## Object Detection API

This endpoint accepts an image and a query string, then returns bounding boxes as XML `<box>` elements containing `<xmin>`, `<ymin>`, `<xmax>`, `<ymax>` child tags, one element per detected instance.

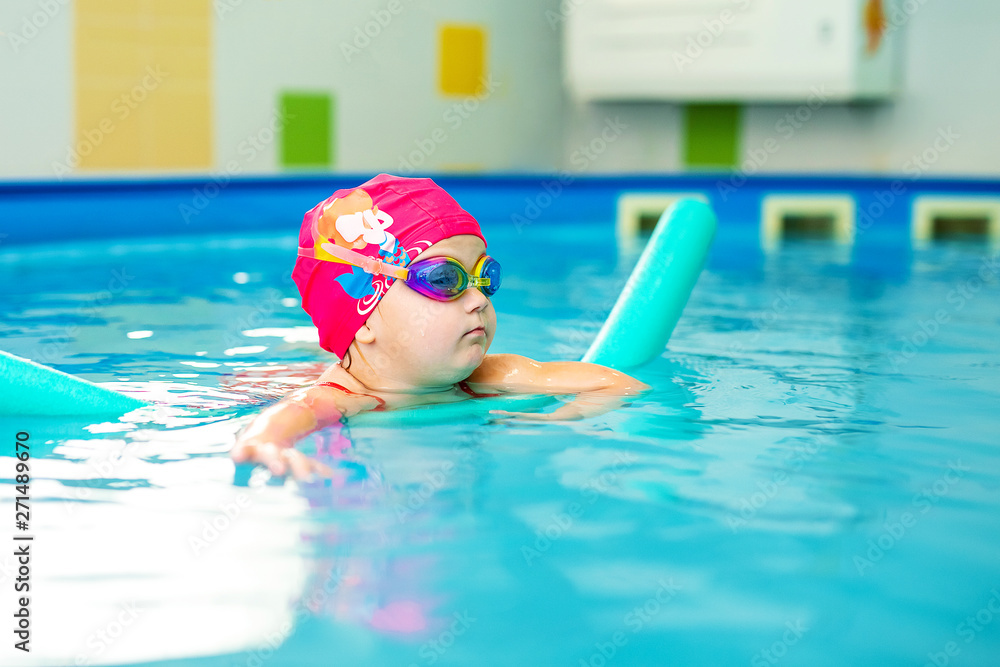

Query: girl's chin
<box><xmin>459</xmin><ymin>342</ymin><xmax>487</xmax><ymax>366</ymax></box>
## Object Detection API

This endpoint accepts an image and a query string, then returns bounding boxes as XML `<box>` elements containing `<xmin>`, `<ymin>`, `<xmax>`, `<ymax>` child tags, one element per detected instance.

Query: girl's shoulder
<box><xmin>314</xmin><ymin>381</ymin><xmax>387</xmax><ymax>411</ymax></box>
<box><xmin>306</xmin><ymin>365</ymin><xmax>387</xmax><ymax>414</ymax></box>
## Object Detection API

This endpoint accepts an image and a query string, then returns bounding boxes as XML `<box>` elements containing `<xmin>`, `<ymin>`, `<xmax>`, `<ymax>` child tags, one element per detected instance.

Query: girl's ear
<box><xmin>354</xmin><ymin>323</ymin><xmax>375</xmax><ymax>345</ymax></box>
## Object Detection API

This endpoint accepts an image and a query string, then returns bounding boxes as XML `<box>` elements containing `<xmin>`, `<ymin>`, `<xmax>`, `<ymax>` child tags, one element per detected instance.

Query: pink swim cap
<box><xmin>292</xmin><ymin>174</ymin><xmax>486</xmax><ymax>358</ymax></box>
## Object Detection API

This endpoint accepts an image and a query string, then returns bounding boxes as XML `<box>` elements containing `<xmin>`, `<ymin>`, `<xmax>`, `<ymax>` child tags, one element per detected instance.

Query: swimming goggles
<box><xmin>299</xmin><ymin>243</ymin><xmax>502</xmax><ymax>302</ymax></box>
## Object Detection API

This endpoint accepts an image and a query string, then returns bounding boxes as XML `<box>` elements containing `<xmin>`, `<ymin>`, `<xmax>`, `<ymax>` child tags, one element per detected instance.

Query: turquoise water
<box><xmin>1</xmin><ymin>222</ymin><xmax>999</xmax><ymax>666</ymax></box>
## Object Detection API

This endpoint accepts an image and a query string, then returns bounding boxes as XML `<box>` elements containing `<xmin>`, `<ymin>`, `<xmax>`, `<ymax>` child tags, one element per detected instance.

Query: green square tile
<box><xmin>683</xmin><ymin>104</ymin><xmax>742</xmax><ymax>169</ymax></box>
<box><xmin>280</xmin><ymin>92</ymin><xmax>333</xmax><ymax>168</ymax></box>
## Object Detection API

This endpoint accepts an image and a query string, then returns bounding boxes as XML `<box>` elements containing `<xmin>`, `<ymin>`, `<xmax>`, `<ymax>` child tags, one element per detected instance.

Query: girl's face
<box><xmin>362</xmin><ymin>235</ymin><xmax>497</xmax><ymax>387</ymax></box>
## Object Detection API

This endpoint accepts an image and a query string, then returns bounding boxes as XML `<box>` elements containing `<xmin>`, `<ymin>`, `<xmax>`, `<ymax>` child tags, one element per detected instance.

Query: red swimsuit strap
<box><xmin>315</xmin><ymin>381</ymin><xmax>386</xmax><ymax>410</ymax></box>
<box><xmin>457</xmin><ymin>380</ymin><xmax>501</xmax><ymax>398</ymax></box>
<box><xmin>316</xmin><ymin>380</ymin><xmax>498</xmax><ymax>406</ymax></box>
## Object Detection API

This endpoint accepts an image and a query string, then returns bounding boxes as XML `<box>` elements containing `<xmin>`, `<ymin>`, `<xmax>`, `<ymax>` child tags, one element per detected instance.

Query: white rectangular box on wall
<box><xmin>564</xmin><ymin>0</ymin><xmax>902</xmax><ymax>102</ymax></box>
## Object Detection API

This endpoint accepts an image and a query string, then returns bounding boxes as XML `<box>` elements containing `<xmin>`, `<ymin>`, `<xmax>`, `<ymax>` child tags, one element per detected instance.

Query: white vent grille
<box><xmin>564</xmin><ymin>0</ymin><xmax>901</xmax><ymax>102</ymax></box>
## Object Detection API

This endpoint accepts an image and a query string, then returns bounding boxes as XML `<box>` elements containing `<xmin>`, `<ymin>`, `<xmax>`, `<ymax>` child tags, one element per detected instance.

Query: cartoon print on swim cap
<box><xmin>308</xmin><ymin>188</ymin><xmax>412</xmax><ymax>301</ymax></box>
<box><xmin>315</xmin><ymin>189</ymin><xmax>394</xmax><ymax>252</ymax></box>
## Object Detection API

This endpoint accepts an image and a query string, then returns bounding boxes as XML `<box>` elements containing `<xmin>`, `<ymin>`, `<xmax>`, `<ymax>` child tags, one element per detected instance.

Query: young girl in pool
<box><xmin>231</xmin><ymin>174</ymin><xmax>650</xmax><ymax>479</ymax></box>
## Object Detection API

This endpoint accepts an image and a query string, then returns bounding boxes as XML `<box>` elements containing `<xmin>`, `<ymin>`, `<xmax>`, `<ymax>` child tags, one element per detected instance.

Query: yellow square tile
<box><xmin>75</xmin><ymin>0</ymin><xmax>212</xmax><ymax>170</ymax></box>
<box><xmin>438</xmin><ymin>25</ymin><xmax>486</xmax><ymax>96</ymax></box>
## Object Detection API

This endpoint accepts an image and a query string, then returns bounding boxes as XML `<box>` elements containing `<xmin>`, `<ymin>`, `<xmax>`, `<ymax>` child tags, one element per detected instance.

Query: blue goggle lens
<box><xmin>480</xmin><ymin>258</ymin><xmax>502</xmax><ymax>296</ymax></box>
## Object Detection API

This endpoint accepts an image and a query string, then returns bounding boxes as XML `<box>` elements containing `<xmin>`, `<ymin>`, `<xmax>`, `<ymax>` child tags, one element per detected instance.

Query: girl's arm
<box><xmin>468</xmin><ymin>354</ymin><xmax>652</xmax><ymax>422</ymax></box>
<box><xmin>230</xmin><ymin>384</ymin><xmax>376</xmax><ymax>478</ymax></box>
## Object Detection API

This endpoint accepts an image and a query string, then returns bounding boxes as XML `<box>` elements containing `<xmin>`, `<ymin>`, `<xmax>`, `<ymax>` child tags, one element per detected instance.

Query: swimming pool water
<box><xmin>1</xmin><ymin>220</ymin><xmax>999</xmax><ymax>666</ymax></box>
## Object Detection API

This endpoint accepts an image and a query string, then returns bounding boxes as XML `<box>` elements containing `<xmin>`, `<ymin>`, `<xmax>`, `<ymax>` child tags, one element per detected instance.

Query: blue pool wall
<box><xmin>2</xmin><ymin>174</ymin><xmax>997</xmax><ymax>253</ymax></box>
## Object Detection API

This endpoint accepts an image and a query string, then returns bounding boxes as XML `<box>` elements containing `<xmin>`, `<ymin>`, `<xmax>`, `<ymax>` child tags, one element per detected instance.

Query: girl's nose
<box><xmin>461</xmin><ymin>286</ymin><xmax>489</xmax><ymax>312</ymax></box>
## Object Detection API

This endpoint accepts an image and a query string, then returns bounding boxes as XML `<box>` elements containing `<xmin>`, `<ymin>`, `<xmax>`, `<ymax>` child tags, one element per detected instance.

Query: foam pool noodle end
<box><xmin>0</xmin><ymin>350</ymin><xmax>149</xmax><ymax>417</ymax></box>
<box><xmin>582</xmin><ymin>198</ymin><xmax>717</xmax><ymax>370</ymax></box>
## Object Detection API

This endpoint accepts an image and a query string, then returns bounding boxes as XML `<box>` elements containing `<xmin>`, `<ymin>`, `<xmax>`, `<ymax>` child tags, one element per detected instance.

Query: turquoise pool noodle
<box><xmin>582</xmin><ymin>198</ymin><xmax>716</xmax><ymax>369</ymax></box>
<box><xmin>0</xmin><ymin>350</ymin><xmax>148</xmax><ymax>417</ymax></box>
<box><xmin>351</xmin><ymin>198</ymin><xmax>716</xmax><ymax>426</ymax></box>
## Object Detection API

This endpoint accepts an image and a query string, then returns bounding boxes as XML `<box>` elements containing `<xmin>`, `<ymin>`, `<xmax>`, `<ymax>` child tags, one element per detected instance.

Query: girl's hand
<box><xmin>231</xmin><ymin>439</ymin><xmax>335</xmax><ymax>481</ymax></box>
<box><xmin>229</xmin><ymin>384</ymin><xmax>354</xmax><ymax>482</ymax></box>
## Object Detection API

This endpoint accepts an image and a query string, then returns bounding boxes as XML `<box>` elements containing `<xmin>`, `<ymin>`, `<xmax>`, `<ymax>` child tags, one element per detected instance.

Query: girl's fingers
<box><xmin>231</xmin><ymin>440</ymin><xmax>274</xmax><ymax>469</ymax></box>
<box><xmin>230</xmin><ymin>441</ymin><xmax>251</xmax><ymax>462</ymax></box>
<box><xmin>285</xmin><ymin>449</ymin><xmax>313</xmax><ymax>480</ymax></box>
<box><xmin>311</xmin><ymin>460</ymin><xmax>337</xmax><ymax>479</ymax></box>
<box><xmin>231</xmin><ymin>441</ymin><xmax>335</xmax><ymax>482</ymax></box>
<box><xmin>256</xmin><ymin>443</ymin><xmax>286</xmax><ymax>476</ymax></box>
